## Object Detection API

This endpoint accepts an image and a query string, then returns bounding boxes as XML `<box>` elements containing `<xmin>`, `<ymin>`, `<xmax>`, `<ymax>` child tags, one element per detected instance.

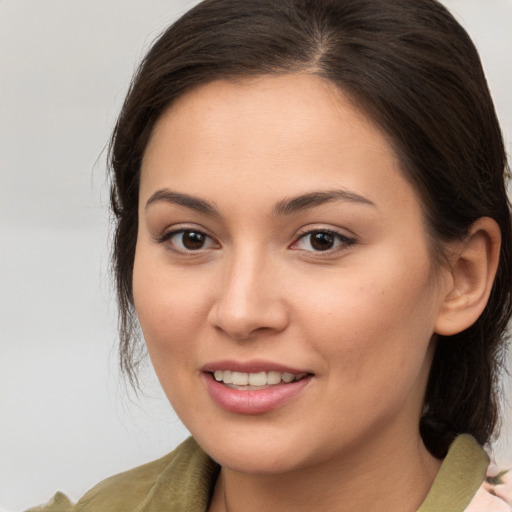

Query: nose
<box><xmin>207</xmin><ymin>251</ymin><xmax>289</xmax><ymax>340</ymax></box>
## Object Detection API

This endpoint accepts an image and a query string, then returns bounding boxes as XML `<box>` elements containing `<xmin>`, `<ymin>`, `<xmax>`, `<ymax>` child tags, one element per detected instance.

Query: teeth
<box><xmin>212</xmin><ymin>370</ymin><xmax>307</xmax><ymax>387</ymax></box>
<box><xmin>282</xmin><ymin>372</ymin><xmax>294</xmax><ymax>383</ymax></box>
<box><xmin>248</xmin><ymin>372</ymin><xmax>266</xmax><ymax>386</ymax></box>
<box><xmin>267</xmin><ymin>371</ymin><xmax>281</xmax><ymax>385</ymax></box>
<box><xmin>232</xmin><ymin>372</ymin><xmax>249</xmax><ymax>385</ymax></box>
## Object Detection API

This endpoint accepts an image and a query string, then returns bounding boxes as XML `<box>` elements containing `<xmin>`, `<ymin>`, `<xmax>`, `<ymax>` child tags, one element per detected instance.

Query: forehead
<box><xmin>140</xmin><ymin>73</ymin><xmax>420</xmax><ymax>219</ymax></box>
<box><xmin>144</xmin><ymin>74</ymin><xmax>387</xmax><ymax>165</ymax></box>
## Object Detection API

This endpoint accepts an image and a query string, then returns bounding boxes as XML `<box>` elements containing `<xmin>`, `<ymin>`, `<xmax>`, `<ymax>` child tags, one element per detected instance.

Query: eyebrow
<box><xmin>145</xmin><ymin>189</ymin><xmax>220</xmax><ymax>216</ymax></box>
<box><xmin>145</xmin><ymin>188</ymin><xmax>376</xmax><ymax>216</ymax></box>
<box><xmin>272</xmin><ymin>189</ymin><xmax>376</xmax><ymax>216</ymax></box>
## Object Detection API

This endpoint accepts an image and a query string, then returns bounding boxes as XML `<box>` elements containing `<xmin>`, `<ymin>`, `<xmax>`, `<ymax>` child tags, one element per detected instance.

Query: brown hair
<box><xmin>109</xmin><ymin>0</ymin><xmax>512</xmax><ymax>458</ymax></box>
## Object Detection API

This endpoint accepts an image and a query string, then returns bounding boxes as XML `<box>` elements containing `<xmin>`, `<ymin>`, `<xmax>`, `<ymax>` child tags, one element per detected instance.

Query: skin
<box><xmin>133</xmin><ymin>73</ymin><xmax>458</xmax><ymax>511</ymax></box>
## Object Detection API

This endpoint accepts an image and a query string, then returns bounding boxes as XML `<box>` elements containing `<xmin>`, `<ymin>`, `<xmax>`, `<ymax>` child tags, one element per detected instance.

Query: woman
<box><xmin>30</xmin><ymin>0</ymin><xmax>512</xmax><ymax>510</ymax></box>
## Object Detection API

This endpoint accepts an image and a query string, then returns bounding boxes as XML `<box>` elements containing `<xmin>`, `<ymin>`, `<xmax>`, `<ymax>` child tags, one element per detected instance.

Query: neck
<box><xmin>209</xmin><ymin>426</ymin><xmax>441</xmax><ymax>512</ymax></box>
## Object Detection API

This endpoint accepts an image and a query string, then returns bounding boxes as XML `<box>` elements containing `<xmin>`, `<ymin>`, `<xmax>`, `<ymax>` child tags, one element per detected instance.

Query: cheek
<box><xmin>132</xmin><ymin>247</ymin><xmax>211</xmax><ymax>360</ymax></box>
<box><xmin>299</xmin><ymin>257</ymin><xmax>439</xmax><ymax>382</ymax></box>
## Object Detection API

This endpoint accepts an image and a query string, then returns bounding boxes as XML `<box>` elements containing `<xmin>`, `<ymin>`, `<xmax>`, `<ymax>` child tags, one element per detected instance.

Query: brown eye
<box><xmin>181</xmin><ymin>231</ymin><xmax>207</xmax><ymax>250</ymax></box>
<box><xmin>164</xmin><ymin>229</ymin><xmax>218</xmax><ymax>252</ymax></box>
<box><xmin>293</xmin><ymin>230</ymin><xmax>355</xmax><ymax>253</ymax></box>
<box><xmin>310</xmin><ymin>232</ymin><xmax>335</xmax><ymax>251</ymax></box>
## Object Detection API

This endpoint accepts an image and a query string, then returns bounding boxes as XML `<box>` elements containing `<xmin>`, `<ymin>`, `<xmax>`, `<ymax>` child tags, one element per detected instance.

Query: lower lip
<box><xmin>203</xmin><ymin>373</ymin><xmax>312</xmax><ymax>414</ymax></box>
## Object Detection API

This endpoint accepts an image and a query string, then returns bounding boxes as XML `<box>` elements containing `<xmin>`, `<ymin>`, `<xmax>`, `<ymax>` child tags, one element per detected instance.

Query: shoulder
<box><xmin>464</xmin><ymin>484</ymin><xmax>510</xmax><ymax>512</ymax></box>
<box><xmin>26</xmin><ymin>437</ymin><xmax>218</xmax><ymax>512</ymax></box>
<box><xmin>464</xmin><ymin>447</ymin><xmax>512</xmax><ymax>511</ymax></box>
<box><xmin>464</xmin><ymin>464</ymin><xmax>512</xmax><ymax>512</ymax></box>
<box><xmin>418</xmin><ymin>435</ymin><xmax>511</xmax><ymax>512</ymax></box>
<box><xmin>73</xmin><ymin>439</ymin><xmax>193</xmax><ymax>512</ymax></box>
<box><xmin>25</xmin><ymin>492</ymin><xmax>74</xmax><ymax>512</ymax></box>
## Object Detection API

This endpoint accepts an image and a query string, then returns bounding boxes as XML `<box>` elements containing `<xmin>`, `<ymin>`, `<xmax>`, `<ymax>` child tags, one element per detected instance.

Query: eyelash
<box><xmin>291</xmin><ymin>229</ymin><xmax>356</xmax><ymax>254</ymax></box>
<box><xmin>156</xmin><ymin>227</ymin><xmax>219</xmax><ymax>253</ymax></box>
<box><xmin>156</xmin><ymin>227</ymin><xmax>356</xmax><ymax>255</ymax></box>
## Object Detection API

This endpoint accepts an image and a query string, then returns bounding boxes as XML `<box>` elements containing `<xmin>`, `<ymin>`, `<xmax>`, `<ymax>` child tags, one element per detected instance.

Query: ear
<box><xmin>435</xmin><ymin>217</ymin><xmax>501</xmax><ymax>336</ymax></box>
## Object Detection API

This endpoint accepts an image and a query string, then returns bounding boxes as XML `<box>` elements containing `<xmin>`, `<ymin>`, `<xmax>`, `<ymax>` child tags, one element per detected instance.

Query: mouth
<box><xmin>202</xmin><ymin>361</ymin><xmax>314</xmax><ymax>414</ymax></box>
<box><xmin>210</xmin><ymin>370</ymin><xmax>309</xmax><ymax>390</ymax></box>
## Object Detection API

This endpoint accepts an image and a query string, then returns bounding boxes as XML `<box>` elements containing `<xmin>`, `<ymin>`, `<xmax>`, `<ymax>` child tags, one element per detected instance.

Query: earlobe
<box><xmin>435</xmin><ymin>217</ymin><xmax>501</xmax><ymax>336</ymax></box>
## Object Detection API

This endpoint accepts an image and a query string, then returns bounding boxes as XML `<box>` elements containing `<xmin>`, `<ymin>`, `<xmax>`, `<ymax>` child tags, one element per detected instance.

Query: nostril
<box><xmin>209</xmin><ymin>304</ymin><xmax>289</xmax><ymax>340</ymax></box>
<box><xmin>207</xmin><ymin>268</ymin><xmax>290</xmax><ymax>338</ymax></box>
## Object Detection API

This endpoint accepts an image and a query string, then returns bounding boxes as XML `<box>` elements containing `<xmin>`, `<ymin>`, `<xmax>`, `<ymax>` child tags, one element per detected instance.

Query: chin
<box><xmin>190</xmin><ymin>423</ymin><xmax>324</xmax><ymax>475</ymax></box>
<box><xmin>211</xmin><ymin>446</ymin><xmax>305</xmax><ymax>475</ymax></box>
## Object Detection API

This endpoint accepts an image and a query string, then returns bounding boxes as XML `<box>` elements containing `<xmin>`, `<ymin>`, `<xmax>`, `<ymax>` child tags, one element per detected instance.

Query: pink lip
<box><xmin>201</xmin><ymin>360</ymin><xmax>313</xmax><ymax>415</ymax></box>
<box><xmin>202</xmin><ymin>359</ymin><xmax>309</xmax><ymax>374</ymax></box>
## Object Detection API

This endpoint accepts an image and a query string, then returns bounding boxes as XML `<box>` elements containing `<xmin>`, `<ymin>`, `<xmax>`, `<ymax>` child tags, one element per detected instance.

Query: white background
<box><xmin>1</xmin><ymin>1</ymin><xmax>511</xmax><ymax>511</ymax></box>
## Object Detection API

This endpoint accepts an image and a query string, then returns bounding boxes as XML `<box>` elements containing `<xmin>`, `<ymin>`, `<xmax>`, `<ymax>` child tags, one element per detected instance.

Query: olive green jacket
<box><xmin>27</xmin><ymin>435</ymin><xmax>495</xmax><ymax>512</ymax></box>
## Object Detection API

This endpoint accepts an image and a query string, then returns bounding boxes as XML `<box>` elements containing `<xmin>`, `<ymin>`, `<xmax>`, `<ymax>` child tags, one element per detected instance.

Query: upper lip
<box><xmin>202</xmin><ymin>359</ymin><xmax>312</xmax><ymax>375</ymax></box>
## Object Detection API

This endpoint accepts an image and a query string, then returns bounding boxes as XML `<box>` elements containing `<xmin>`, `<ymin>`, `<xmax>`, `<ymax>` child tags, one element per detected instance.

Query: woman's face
<box><xmin>134</xmin><ymin>74</ymin><xmax>451</xmax><ymax>474</ymax></box>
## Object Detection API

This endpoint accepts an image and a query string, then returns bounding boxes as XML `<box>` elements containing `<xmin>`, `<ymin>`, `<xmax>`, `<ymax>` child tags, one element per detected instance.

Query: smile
<box><xmin>202</xmin><ymin>363</ymin><xmax>314</xmax><ymax>414</ymax></box>
<box><xmin>212</xmin><ymin>370</ymin><xmax>308</xmax><ymax>389</ymax></box>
